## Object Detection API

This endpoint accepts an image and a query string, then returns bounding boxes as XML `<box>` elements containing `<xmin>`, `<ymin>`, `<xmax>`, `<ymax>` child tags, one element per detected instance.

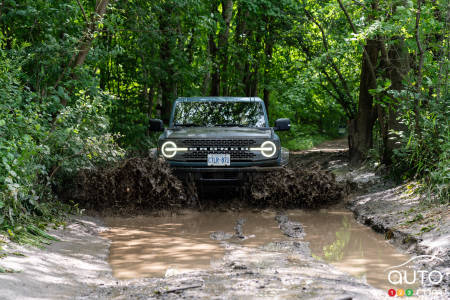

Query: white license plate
<box><xmin>207</xmin><ymin>154</ymin><xmax>230</xmax><ymax>166</ymax></box>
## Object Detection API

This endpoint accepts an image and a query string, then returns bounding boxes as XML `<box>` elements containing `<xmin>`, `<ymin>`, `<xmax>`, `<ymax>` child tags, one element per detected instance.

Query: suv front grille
<box><xmin>181</xmin><ymin>139</ymin><xmax>257</xmax><ymax>161</ymax></box>
<box><xmin>182</xmin><ymin>139</ymin><xmax>256</xmax><ymax>147</ymax></box>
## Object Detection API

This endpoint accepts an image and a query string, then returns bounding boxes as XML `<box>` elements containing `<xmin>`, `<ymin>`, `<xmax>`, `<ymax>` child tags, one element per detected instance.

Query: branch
<box><xmin>54</xmin><ymin>0</ymin><xmax>109</xmax><ymax>92</ymax></box>
<box><xmin>76</xmin><ymin>0</ymin><xmax>89</xmax><ymax>24</ymax></box>
<box><xmin>304</xmin><ymin>9</ymin><xmax>354</xmax><ymax>104</ymax></box>
<box><xmin>162</xmin><ymin>284</ymin><xmax>203</xmax><ymax>294</ymax></box>
<box><xmin>336</xmin><ymin>0</ymin><xmax>377</xmax><ymax>83</ymax></box>
<box><xmin>297</xmin><ymin>34</ymin><xmax>355</xmax><ymax>117</ymax></box>
<box><xmin>73</xmin><ymin>0</ymin><xmax>110</xmax><ymax>69</ymax></box>
<box><xmin>322</xmin><ymin>69</ymin><xmax>354</xmax><ymax>117</ymax></box>
<box><xmin>321</xmin><ymin>82</ymin><xmax>353</xmax><ymax>119</ymax></box>
<box><xmin>48</xmin><ymin>152</ymin><xmax>84</xmax><ymax>180</ymax></box>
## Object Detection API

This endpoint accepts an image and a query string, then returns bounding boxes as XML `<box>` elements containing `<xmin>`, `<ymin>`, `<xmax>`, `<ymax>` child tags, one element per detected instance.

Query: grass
<box><xmin>279</xmin><ymin>129</ymin><xmax>337</xmax><ymax>151</ymax></box>
<box><xmin>0</xmin><ymin>219</ymin><xmax>64</xmax><ymax>274</ymax></box>
<box><xmin>406</xmin><ymin>213</ymin><xmax>424</xmax><ymax>224</ymax></box>
<box><xmin>276</xmin><ymin>123</ymin><xmax>343</xmax><ymax>151</ymax></box>
<box><xmin>0</xmin><ymin>200</ymin><xmax>74</xmax><ymax>250</ymax></box>
<box><xmin>283</xmin><ymin>134</ymin><xmax>331</xmax><ymax>151</ymax></box>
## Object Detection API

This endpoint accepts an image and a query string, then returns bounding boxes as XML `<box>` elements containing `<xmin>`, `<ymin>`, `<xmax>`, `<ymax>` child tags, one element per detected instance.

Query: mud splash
<box><xmin>74</xmin><ymin>157</ymin><xmax>187</xmax><ymax>212</ymax></box>
<box><xmin>71</xmin><ymin>153</ymin><xmax>346</xmax><ymax>212</ymax></box>
<box><xmin>248</xmin><ymin>164</ymin><xmax>345</xmax><ymax>208</ymax></box>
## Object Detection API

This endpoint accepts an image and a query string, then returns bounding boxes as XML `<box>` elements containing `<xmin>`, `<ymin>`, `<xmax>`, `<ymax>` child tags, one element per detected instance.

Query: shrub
<box><xmin>0</xmin><ymin>51</ymin><xmax>124</xmax><ymax>235</ymax></box>
<box><xmin>391</xmin><ymin>94</ymin><xmax>449</xmax><ymax>203</ymax></box>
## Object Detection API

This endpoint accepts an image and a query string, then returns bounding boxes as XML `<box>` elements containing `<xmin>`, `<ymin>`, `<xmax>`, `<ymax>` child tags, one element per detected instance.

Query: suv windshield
<box><xmin>172</xmin><ymin>101</ymin><xmax>267</xmax><ymax>127</ymax></box>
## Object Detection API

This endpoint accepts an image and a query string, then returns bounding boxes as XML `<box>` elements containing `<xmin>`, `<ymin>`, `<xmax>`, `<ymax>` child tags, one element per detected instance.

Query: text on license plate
<box><xmin>207</xmin><ymin>154</ymin><xmax>230</xmax><ymax>166</ymax></box>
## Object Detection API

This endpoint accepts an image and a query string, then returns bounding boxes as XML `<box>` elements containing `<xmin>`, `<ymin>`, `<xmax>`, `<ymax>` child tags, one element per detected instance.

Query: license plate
<box><xmin>207</xmin><ymin>154</ymin><xmax>230</xmax><ymax>166</ymax></box>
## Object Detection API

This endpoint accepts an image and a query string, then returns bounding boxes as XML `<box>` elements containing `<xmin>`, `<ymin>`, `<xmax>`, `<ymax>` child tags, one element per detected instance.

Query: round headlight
<box><xmin>260</xmin><ymin>141</ymin><xmax>277</xmax><ymax>157</ymax></box>
<box><xmin>250</xmin><ymin>141</ymin><xmax>277</xmax><ymax>157</ymax></box>
<box><xmin>161</xmin><ymin>141</ymin><xmax>177</xmax><ymax>158</ymax></box>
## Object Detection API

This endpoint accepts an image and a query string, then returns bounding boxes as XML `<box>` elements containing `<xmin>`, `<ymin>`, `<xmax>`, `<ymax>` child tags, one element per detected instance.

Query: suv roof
<box><xmin>176</xmin><ymin>97</ymin><xmax>264</xmax><ymax>103</ymax></box>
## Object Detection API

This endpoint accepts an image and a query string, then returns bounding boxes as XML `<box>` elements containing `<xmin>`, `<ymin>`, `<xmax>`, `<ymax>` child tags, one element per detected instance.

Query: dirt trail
<box><xmin>0</xmin><ymin>217</ymin><xmax>112</xmax><ymax>300</ymax></box>
<box><xmin>103</xmin><ymin>208</ymin><xmax>416</xmax><ymax>292</ymax></box>
<box><xmin>0</xmin><ymin>212</ymin><xmax>389</xmax><ymax>300</ymax></box>
<box><xmin>1</xmin><ymin>138</ymin><xmax>447</xmax><ymax>299</ymax></box>
<box><xmin>293</xmin><ymin>137</ymin><xmax>349</xmax><ymax>153</ymax></box>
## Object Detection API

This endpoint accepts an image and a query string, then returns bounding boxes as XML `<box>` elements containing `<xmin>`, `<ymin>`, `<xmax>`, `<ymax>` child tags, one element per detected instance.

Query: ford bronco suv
<box><xmin>150</xmin><ymin>97</ymin><xmax>290</xmax><ymax>182</ymax></box>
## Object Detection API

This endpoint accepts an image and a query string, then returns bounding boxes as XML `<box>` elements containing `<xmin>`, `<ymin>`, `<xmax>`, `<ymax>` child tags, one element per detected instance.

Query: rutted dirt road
<box><xmin>0</xmin><ymin>214</ymin><xmax>387</xmax><ymax>300</ymax></box>
<box><xmin>1</xmin><ymin>138</ymin><xmax>448</xmax><ymax>299</ymax></box>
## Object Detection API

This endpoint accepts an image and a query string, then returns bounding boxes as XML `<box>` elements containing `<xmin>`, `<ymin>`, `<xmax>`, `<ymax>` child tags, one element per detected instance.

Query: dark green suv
<box><xmin>150</xmin><ymin>97</ymin><xmax>290</xmax><ymax>182</ymax></box>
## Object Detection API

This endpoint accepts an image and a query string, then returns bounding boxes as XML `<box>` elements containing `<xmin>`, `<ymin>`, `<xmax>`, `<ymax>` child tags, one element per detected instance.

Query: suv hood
<box><xmin>165</xmin><ymin>127</ymin><xmax>272</xmax><ymax>139</ymax></box>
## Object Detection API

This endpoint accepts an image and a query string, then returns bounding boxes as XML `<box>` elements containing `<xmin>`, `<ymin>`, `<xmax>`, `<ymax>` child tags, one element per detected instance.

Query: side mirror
<box><xmin>149</xmin><ymin>119</ymin><xmax>164</xmax><ymax>132</ymax></box>
<box><xmin>274</xmin><ymin>118</ymin><xmax>290</xmax><ymax>131</ymax></box>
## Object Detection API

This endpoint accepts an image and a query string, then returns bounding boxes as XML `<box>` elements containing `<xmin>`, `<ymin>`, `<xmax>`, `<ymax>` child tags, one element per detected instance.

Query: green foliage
<box><xmin>269</xmin><ymin>73</ymin><xmax>347</xmax><ymax>150</ymax></box>
<box><xmin>0</xmin><ymin>49</ymin><xmax>123</xmax><ymax>238</ymax></box>
<box><xmin>278</xmin><ymin>124</ymin><xmax>333</xmax><ymax>151</ymax></box>
<box><xmin>46</xmin><ymin>92</ymin><xmax>125</xmax><ymax>175</ymax></box>
<box><xmin>407</xmin><ymin>213</ymin><xmax>424</xmax><ymax>224</ymax></box>
<box><xmin>391</xmin><ymin>95</ymin><xmax>449</xmax><ymax>202</ymax></box>
<box><xmin>0</xmin><ymin>0</ymin><xmax>447</xmax><ymax>240</ymax></box>
<box><xmin>332</xmin><ymin>0</ymin><xmax>449</xmax><ymax>201</ymax></box>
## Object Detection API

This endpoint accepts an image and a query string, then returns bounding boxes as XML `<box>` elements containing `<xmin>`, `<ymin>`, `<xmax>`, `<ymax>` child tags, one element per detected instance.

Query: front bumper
<box><xmin>172</xmin><ymin>165</ymin><xmax>284</xmax><ymax>182</ymax></box>
<box><xmin>151</xmin><ymin>146</ymin><xmax>289</xmax><ymax>182</ymax></box>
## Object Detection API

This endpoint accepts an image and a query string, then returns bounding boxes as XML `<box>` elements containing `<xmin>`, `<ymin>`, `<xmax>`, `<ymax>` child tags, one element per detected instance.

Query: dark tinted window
<box><xmin>172</xmin><ymin>101</ymin><xmax>267</xmax><ymax>127</ymax></box>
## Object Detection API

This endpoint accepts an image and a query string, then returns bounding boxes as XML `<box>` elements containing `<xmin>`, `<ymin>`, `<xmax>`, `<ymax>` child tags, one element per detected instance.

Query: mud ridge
<box><xmin>346</xmin><ymin>171</ymin><xmax>450</xmax><ymax>295</ymax></box>
<box><xmin>275</xmin><ymin>213</ymin><xmax>305</xmax><ymax>238</ymax></box>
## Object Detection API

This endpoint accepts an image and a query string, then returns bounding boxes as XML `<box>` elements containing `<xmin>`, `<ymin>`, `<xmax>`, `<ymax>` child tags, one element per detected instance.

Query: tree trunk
<box><xmin>251</xmin><ymin>64</ymin><xmax>259</xmax><ymax>97</ymax></box>
<box><xmin>160</xmin><ymin>41</ymin><xmax>174</xmax><ymax>124</ymax></box>
<box><xmin>53</xmin><ymin>0</ymin><xmax>110</xmax><ymax>98</ymax></box>
<box><xmin>348</xmin><ymin>39</ymin><xmax>379</xmax><ymax>165</ymax></box>
<box><xmin>159</xmin><ymin>6</ymin><xmax>176</xmax><ymax>124</ymax></box>
<box><xmin>233</xmin><ymin>5</ymin><xmax>247</xmax><ymax>95</ymax></box>
<box><xmin>208</xmin><ymin>1</ymin><xmax>220</xmax><ymax>96</ymax></box>
<box><xmin>338</xmin><ymin>0</ymin><xmax>381</xmax><ymax>165</ymax></box>
<box><xmin>263</xmin><ymin>33</ymin><xmax>273</xmax><ymax>114</ymax></box>
<box><xmin>414</xmin><ymin>0</ymin><xmax>424</xmax><ymax>135</ymax></box>
<box><xmin>378</xmin><ymin>38</ymin><xmax>410</xmax><ymax>164</ymax></box>
<box><xmin>202</xmin><ymin>67</ymin><xmax>211</xmax><ymax>96</ymax></box>
<box><xmin>209</xmin><ymin>33</ymin><xmax>220</xmax><ymax>96</ymax></box>
<box><xmin>219</xmin><ymin>0</ymin><xmax>233</xmax><ymax>96</ymax></box>
<box><xmin>243</xmin><ymin>61</ymin><xmax>251</xmax><ymax>96</ymax></box>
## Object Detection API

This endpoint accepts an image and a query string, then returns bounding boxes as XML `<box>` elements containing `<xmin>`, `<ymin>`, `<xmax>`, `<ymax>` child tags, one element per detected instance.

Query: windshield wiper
<box><xmin>174</xmin><ymin>123</ymin><xmax>201</xmax><ymax>127</ymax></box>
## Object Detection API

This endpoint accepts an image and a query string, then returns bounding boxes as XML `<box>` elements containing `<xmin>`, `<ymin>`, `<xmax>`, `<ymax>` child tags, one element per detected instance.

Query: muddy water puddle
<box><xmin>289</xmin><ymin>209</ymin><xmax>414</xmax><ymax>290</ymax></box>
<box><xmin>103</xmin><ymin>210</ymin><xmax>284</xmax><ymax>279</ymax></box>
<box><xmin>104</xmin><ymin>208</ymin><xmax>413</xmax><ymax>290</ymax></box>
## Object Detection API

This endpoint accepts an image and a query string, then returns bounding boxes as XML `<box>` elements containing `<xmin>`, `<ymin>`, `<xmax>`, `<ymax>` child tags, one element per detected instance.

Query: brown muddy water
<box><xmin>103</xmin><ymin>210</ymin><xmax>284</xmax><ymax>279</ymax></box>
<box><xmin>103</xmin><ymin>208</ymin><xmax>412</xmax><ymax>290</ymax></box>
<box><xmin>288</xmin><ymin>209</ymin><xmax>415</xmax><ymax>290</ymax></box>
